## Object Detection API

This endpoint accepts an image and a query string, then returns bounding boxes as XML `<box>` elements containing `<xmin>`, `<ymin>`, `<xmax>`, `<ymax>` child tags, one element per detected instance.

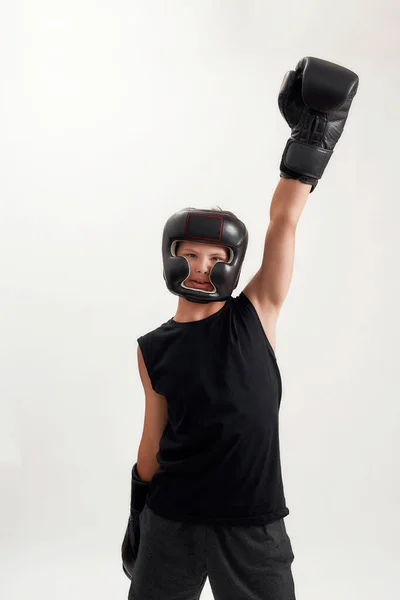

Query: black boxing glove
<box><xmin>121</xmin><ymin>463</ymin><xmax>150</xmax><ymax>580</ymax></box>
<box><xmin>278</xmin><ymin>56</ymin><xmax>359</xmax><ymax>192</ymax></box>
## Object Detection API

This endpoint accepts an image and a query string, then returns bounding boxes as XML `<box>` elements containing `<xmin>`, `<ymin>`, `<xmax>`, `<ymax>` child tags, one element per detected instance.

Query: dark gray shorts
<box><xmin>128</xmin><ymin>503</ymin><xmax>296</xmax><ymax>600</ymax></box>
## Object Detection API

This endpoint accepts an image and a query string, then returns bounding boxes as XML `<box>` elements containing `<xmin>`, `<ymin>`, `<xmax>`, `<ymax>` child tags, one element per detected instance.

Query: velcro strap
<box><xmin>282</xmin><ymin>138</ymin><xmax>333</xmax><ymax>179</ymax></box>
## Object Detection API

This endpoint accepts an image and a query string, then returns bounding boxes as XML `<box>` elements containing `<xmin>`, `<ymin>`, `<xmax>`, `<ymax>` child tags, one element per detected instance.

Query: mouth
<box><xmin>189</xmin><ymin>279</ymin><xmax>212</xmax><ymax>290</ymax></box>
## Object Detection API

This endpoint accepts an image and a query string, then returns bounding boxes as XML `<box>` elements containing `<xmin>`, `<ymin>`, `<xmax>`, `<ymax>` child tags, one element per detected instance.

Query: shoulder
<box><xmin>137</xmin><ymin>319</ymin><xmax>171</xmax><ymax>346</ymax></box>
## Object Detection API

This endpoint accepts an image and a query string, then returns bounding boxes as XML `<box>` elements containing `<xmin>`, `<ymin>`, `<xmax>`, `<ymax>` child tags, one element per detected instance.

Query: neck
<box><xmin>173</xmin><ymin>296</ymin><xmax>227</xmax><ymax>323</ymax></box>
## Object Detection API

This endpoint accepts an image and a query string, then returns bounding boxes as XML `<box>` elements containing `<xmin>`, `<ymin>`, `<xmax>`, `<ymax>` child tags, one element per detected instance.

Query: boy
<box><xmin>123</xmin><ymin>56</ymin><xmax>359</xmax><ymax>600</ymax></box>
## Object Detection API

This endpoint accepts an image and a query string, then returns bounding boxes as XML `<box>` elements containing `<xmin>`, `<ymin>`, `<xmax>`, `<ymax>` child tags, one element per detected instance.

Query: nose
<box><xmin>195</xmin><ymin>257</ymin><xmax>211</xmax><ymax>274</ymax></box>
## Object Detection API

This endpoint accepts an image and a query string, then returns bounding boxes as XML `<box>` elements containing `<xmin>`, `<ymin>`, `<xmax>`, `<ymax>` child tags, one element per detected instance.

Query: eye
<box><xmin>185</xmin><ymin>253</ymin><xmax>225</xmax><ymax>261</ymax></box>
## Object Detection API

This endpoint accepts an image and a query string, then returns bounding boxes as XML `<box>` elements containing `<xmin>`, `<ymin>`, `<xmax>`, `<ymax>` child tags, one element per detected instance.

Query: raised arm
<box><xmin>242</xmin><ymin>178</ymin><xmax>311</xmax><ymax>347</ymax></box>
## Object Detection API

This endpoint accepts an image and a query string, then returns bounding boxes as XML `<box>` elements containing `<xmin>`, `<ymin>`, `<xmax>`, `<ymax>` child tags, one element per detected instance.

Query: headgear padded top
<box><xmin>162</xmin><ymin>208</ymin><xmax>248</xmax><ymax>304</ymax></box>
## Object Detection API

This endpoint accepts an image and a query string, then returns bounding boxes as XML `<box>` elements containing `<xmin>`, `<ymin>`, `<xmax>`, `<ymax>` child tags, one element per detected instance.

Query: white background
<box><xmin>1</xmin><ymin>1</ymin><xmax>399</xmax><ymax>598</ymax></box>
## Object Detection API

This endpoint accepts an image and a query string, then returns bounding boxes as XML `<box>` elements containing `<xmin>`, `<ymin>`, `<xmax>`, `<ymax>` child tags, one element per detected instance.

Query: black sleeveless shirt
<box><xmin>137</xmin><ymin>291</ymin><xmax>289</xmax><ymax>526</ymax></box>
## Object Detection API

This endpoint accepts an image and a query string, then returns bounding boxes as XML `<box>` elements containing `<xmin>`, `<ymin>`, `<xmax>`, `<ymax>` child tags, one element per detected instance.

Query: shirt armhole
<box><xmin>137</xmin><ymin>335</ymin><xmax>154</xmax><ymax>385</ymax></box>
<box><xmin>237</xmin><ymin>292</ymin><xmax>283</xmax><ymax>403</ymax></box>
<box><xmin>237</xmin><ymin>292</ymin><xmax>278</xmax><ymax>361</ymax></box>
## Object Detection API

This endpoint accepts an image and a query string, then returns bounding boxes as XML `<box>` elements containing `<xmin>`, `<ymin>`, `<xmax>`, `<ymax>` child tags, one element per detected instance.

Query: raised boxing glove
<box><xmin>278</xmin><ymin>56</ymin><xmax>359</xmax><ymax>192</ymax></box>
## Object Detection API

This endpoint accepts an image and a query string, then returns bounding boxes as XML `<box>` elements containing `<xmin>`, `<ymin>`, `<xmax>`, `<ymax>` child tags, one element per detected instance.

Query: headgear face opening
<box><xmin>162</xmin><ymin>208</ymin><xmax>248</xmax><ymax>304</ymax></box>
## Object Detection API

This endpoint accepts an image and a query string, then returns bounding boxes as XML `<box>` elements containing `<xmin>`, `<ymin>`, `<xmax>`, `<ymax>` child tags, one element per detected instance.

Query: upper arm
<box><xmin>242</xmin><ymin>219</ymin><xmax>297</xmax><ymax>350</ymax></box>
<box><xmin>137</xmin><ymin>345</ymin><xmax>169</xmax><ymax>448</ymax></box>
<box><xmin>242</xmin><ymin>218</ymin><xmax>296</xmax><ymax>315</ymax></box>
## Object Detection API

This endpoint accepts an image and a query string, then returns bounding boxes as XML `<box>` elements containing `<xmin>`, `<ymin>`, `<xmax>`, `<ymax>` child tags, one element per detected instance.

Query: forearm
<box><xmin>137</xmin><ymin>442</ymin><xmax>161</xmax><ymax>482</ymax></box>
<box><xmin>270</xmin><ymin>178</ymin><xmax>312</xmax><ymax>226</ymax></box>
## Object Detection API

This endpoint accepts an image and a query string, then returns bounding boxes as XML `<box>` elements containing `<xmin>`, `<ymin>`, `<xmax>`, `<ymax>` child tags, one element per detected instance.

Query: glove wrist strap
<box><xmin>280</xmin><ymin>138</ymin><xmax>333</xmax><ymax>192</ymax></box>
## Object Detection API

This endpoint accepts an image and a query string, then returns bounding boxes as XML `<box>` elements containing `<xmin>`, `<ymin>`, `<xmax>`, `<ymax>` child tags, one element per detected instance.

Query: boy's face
<box><xmin>175</xmin><ymin>240</ymin><xmax>230</xmax><ymax>292</ymax></box>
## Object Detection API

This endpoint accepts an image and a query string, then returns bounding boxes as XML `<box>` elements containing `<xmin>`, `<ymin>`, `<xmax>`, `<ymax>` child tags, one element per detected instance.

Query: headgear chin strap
<box><xmin>162</xmin><ymin>208</ymin><xmax>248</xmax><ymax>304</ymax></box>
